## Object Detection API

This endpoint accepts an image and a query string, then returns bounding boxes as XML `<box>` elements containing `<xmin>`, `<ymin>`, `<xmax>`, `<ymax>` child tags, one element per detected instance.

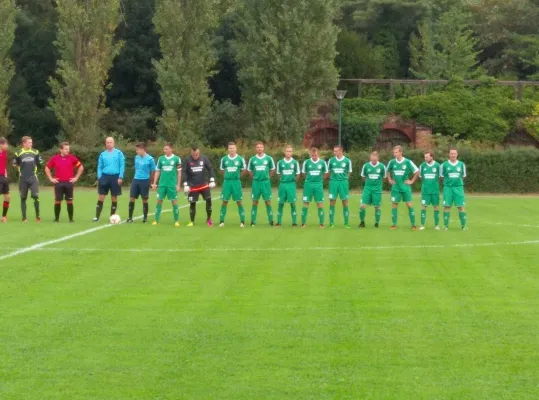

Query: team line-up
<box><xmin>0</xmin><ymin>136</ymin><xmax>468</xmax><ymax>230</ymax></box>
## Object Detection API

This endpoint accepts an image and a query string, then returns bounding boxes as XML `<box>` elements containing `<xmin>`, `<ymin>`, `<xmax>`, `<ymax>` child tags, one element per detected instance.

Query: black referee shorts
<box><xmin>130</xmin><ymin>179</ymin><xmax>150</xmax><ymax>199</ymax></box>
<box><xmin>188</xmin><ymin>188</ymin><xmax>211</xmax><ymax>203</ymax></box>
<box><xmin>98</xmin><ymin>174</ymin><xmax>122</xmax><ymax>196</ymax></box>
<box><xmin>55</xmin><ymin>182</ymin><xmax>74</xmax><ymax>201</ymax></box>
<box><xmin>0</xmin><ymin>176</ymin><xmax>9</xmax><ymax>195</ymax></box>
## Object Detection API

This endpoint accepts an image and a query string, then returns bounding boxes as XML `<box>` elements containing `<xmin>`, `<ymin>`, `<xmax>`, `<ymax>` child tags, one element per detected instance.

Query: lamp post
<box><xmin>334</xmin><ymin>89</ymin><xmax>347</xmax><ymax>147</ymax></box>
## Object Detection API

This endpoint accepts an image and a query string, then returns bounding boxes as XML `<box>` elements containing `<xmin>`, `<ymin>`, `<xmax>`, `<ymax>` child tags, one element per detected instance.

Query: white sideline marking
<box><xmin>0</xmin><ymin>199</ymin><xmax>218</xmax><ymax>262</ymax></box>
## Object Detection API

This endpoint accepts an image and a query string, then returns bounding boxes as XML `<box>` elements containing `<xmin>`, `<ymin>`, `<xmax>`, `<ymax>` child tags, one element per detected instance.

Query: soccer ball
<box><xmin>109</xmin><ymin>214</ymin><xmax>122</xmax><ymax>225</ymax></box>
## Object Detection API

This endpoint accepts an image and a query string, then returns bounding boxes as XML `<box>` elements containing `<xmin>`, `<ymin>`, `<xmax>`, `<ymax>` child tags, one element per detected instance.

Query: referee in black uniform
<box><xmin>182</xmin><ymin>146</ymin><xmax>216</xmax><ymax>227</ymax></box>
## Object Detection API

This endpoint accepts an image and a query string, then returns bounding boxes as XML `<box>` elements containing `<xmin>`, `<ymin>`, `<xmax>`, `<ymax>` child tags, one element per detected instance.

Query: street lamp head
<box><xmin>334</xmin><ymin>89</ymin><xmax>347</xmax><ymax>100</ymax></box>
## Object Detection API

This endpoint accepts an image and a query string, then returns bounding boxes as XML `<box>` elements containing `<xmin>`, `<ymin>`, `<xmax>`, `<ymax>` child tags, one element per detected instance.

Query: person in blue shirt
<box><xmin>127</xmin><ymin>142</ymin><xmax>156</xmax><ymax>223</ymax></box>
<box><xmin>93</xmin><ymin>137</ymin><xmax>126</xmax><ymax>222</ymax></box>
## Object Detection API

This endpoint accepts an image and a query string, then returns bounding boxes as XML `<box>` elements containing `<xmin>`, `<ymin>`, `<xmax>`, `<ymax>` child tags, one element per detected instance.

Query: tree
<box><xmin>234</xmin><ymin>0</ymin><xmax>340</xmax><ymax>144</ymax></box>
<box><xmin>335</xmin><ymin>29</ymin><xmax>386</xmax><ymax>79</ymax></box>
<box><xmin>49</xmin><ymin>0</ymin><xmax>123</xmax><ymax>146</ymax></box>
<box><xmin>0</xmin><ymin>0</ymin><xmax>17</xmax><ymax>137</ymax></box>
<box><xmin>153</xmin><ymin>0</ymin><xmax>221</xmax><ymax>145</ymax></box>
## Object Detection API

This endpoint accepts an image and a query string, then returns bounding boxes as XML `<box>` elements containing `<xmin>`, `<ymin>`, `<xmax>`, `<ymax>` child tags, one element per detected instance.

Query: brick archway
<box><xmin>303</xmin><ymin>119</ymin><xmax>338</xmax><ymax>149</ymax></box>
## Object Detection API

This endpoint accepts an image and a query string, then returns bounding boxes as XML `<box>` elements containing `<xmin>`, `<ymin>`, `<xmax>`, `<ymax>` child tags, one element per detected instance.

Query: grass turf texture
<box><xmin>0</xmin><ymin>188</ymin><xmax>538</xmax><ymax>399</ymax></box>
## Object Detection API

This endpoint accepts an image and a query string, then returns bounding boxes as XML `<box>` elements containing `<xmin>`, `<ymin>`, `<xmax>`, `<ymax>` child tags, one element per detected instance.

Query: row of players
<box><xmin>0</xmin><ymin>136</ymin><xmax>467</xmax><ymax>230</ymax></box>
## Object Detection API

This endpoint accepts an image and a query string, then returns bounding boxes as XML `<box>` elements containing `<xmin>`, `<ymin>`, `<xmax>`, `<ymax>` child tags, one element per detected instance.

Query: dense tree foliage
<box><xmin>0</xmin><ymin>0</ymin><xmax>17</xmax><ymax>137</ymax></box>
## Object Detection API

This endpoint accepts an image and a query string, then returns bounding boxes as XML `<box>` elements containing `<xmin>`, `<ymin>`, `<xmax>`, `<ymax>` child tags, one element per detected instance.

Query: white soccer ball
<box><xmin>109</xmin><ymin>214</ymin><xmax>122</xmax><ymax>224</ymax></box>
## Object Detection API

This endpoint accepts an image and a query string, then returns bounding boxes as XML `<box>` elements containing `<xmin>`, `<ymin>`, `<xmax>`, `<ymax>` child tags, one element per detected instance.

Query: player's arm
<box><xmin>12</xmin><ymin>152</ymin><xmax>20</xmax><ymax>171</ymax></box>
<box><xmin>462</xmin><ymin>163</ymin><xmax>467</xmax><ymax>179</ymax></box>
<box><xmin>387</xmin><ymin>163</ymin><xmax>395</xmax><ymax>185</ymax></box>
<box><xmin>152</xmin><ymin>159</ymin><xmax>161</xmax><ymax>189</ymax></box>
<box><xmin>269</xmin><ymin>157</ymin><xmax>276</xmax><ymax>177</ymax></box>
<box><xmin>241</xmin><ymin>157</ymin><xmax>248</xmax><ymax>178</ymax></box>
<box><xmin>97</xmin><ymin>153</ymin><xmax>103</xmax><ymax>180</ymax></box>
<box><xmin>182</xmin><ymin>159</ymin><xmax>190</xmax><ymax>193</ymax></box>
<box><xmin>323</xmin><ymin>161</ymin><xmax>329</xmax><ymax>180</ymax></box>
<box><xmin>72</xmin><ymin>158</ymin><xmax>84</xmax><ymax>183</ymax></box>
<box><xmin>118</xmin><ymin>151</ymin><xmax>125</xmax><ymax>184</ymax></box>
<box><xmin>360</xmin><ymin>164</ymin><xmax>366</xmax><ymax>182</ymax></box>
<box><xmin>176</xmin><ymin>162</ymin><xmax>182</xmax><ymax>191</ymax></box>
<box><xmin>44</xmin><ymin>159</ymin><xmax>58</xmax><ymax>184</ymax></box>
<box><xmin>348</xmin><ymin>159</ymin><xmax>352</xmax><ymax>179</ymax></box>
<box><xmin>295</xmin><ymin>161</ymin><xmax>301</xmax><ymax>182</ymax></box>
<box><xmin>405</xmin><ymin>161</ymin><xmax>419</xmax><ymax>185</ymax></box>
<box><xmin>36</xmin><ymin>151</ymin><xmax>44</xmax><ymax>169</ymax></box>
<box><xmin>150</xmin><ymin>157</ymin><xmax>157</xmax><ymax>186</ymax></box>
<box><xmin>247</xmin><ymin>157</ymin><xmax>254</xmax><ymax>179</ymax></box>
<box><xmin>219</xmin><ymin>157</ymin><xmax>225</xmax><ymax>176</ymax></box>
<box><xmin>439</xmin><ymin>163</ymin><xmax>444</xmax><ymax>187</ymax></box>
<box><xmin>276</xmin><ymin>161</ymin><xmax>281</xmax><ymax>182</ymax></box>
<box><xmin>205</xmin><ymin>156</ymin><xmax>216</xmax><ymax>187</ymax></box>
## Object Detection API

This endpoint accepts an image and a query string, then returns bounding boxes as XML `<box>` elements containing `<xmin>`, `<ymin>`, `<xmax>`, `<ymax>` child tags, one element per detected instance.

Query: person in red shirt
<box><xmin>45</xmin><ymin>142</ymin><xmax>84</xmax><ymax>222</ymax></box>
<box><xmin>0</xmin><ymin>137</ymin><xmax>10</xmax><ymax>222</ymax></box>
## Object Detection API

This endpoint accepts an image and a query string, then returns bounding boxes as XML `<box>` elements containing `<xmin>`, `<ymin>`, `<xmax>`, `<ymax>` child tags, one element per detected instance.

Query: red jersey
<box><xmin>46</xmin><ymin>154</ymin><xmax>82</xmax><ymax>182</ymax></box>
<box><xmin>0</xmin><ymin>149</ymin><xmax>7</xmax><ymax>177</ymax></box>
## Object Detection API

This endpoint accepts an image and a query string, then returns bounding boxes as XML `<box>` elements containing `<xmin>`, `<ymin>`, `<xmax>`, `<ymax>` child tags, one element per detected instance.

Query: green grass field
<box><xmin>0</xmin><ymin>188</ymin><xmax>538</xmax><ymax>399</ymax></box>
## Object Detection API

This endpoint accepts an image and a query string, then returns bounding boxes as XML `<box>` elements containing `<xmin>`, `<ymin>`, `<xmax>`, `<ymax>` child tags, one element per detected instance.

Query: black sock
<box><xmin>2</xmin><ymin>201</ymin><xmax>9</xmax><ymax>217</ymax></box>
<box><xmin>96</xmin><ymin>200</ymin><xmax>104</xmax><ymax>218</ymax></box>
<box><xmin>128</xmin><ymin>201</ymin><xmax>135</xmax><ymax>219</ymax></box>
<box><xmin>189</xmin><ymin>203</ymin><xmax>196</xmax><ymax>223</ymax></box>
<box><xmin>21</xmin><ymin>199</ymin><xmax>27</xmax><ymax>220</ymax></box>
<box><xmin>143</xmin><ymin>202</ymin><xmax>149</xmax><ymax>220</ymax></box>
<box><xmin>111</xmin><ymin>201</ymin><xmax>117</xmax><ymax>216</ymax></box>
<box><xmin>67</xmin><ymin>202</ymin><xmax>74</xmax><ymax>221</ymax></box>
<box><xmin>54</xmin><ymin>203</ymin><xmax>61</xmax><ymax>221</ymax></box>
<box><xmin>206</xmin><ymin>198</ymin><xmax>212</xmax><ymax>221</ymax></box>
<box><xmin>33</xmin><ymin>197</ymin><xmax>40</xmax><ymax>218</ymax></box>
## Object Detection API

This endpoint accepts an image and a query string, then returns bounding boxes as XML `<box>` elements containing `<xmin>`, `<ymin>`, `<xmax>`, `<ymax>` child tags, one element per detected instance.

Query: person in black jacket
<box><xmin>182</xmin><ymin>146</ymin><xmax>216</xmax><ymax>227</ymax></box>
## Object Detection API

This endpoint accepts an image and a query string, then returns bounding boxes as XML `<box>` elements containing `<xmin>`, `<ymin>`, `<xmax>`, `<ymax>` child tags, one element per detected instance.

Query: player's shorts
<box><xmin>361</xmin><ymin>189</ymin><xmax>382</xmax><ymax>207</ymax></box>
<box><xmin>19</xmin><ymin>176</ymin><xmax>39</xmax><ymax>198</ymax></box>
<box><xmin>54</xmin><ymin>182</ymin><xmax>74</xmax><ymax>201</ymax></box>
<box><xmin>390</xmin><ymin>188</ymin><xmax>413</xmax><ymax>203</ymax></box>
<box><xmin>221</xmin><ymin>180</ymin><xmax>243</xmax><ymax>202</ymax></box>
<box><xmin>278</xmin><ymin>182</ymin><xmax>297</xmax><ymax>203</ymax></box>
<box><xmin>130</xmin><ymin>179</ymin><xmax>150</xmax><ymax>199</ymax></box>
<box><xmin>98</xmin><ymin>174</ymin><xmax>122</xmax><ymax>196</ymax></box>
<box><xmin>252</xmin><ymin>180</ymin><xmax>272</xmax><ymax>201</ymax></box>
<box><xmin>303</xmin><ymin>182</ymin><xmax>324</xmax><ymax>203</ymax></box>
<box><xmin>421</xmin><ymin>193</ymin><xmax>440</xmax><ymax>207</ymax></box>
<box><xmin>188</xmin><ymin>186</ymin><xmax>211</xmax><ymax>203</ymax></box>
<box><xmin>157</xmin><ymin>186</ymin><xmax>178</xmax><ymax>201</ymax></box>
<box><xmin>443</xmin><ymin>186</ymin><xmax>466</xmax><ymax>207</ymax></box>
<box><xmin>328</xmin><ymin>180</ymin><xmax>349</xmax><ymax>201</ymax></box>
<box><xmin>0</xmin><ymin>176</ymin><xmax>9</xmax><ymax>195</ymax></box>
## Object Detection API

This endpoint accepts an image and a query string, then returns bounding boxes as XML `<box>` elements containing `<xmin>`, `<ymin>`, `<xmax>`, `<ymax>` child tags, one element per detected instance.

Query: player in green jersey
<box><xmin>301</xmin><ymin>147</ymin><xmax>329</xmax><ymax>228</ymax></box>
<box><xmin>151</xmin><ymin>143</ymin><xmax>181</xmax><ymax>226</ymax></box>
<box><xmin>440</xmin><ymin>149</ymin><xmax>468</xmax><ymax>231</ymax></box>
<box><xmin>328</xmin><ymin>145</ymin><xmax>352</xmax><ymax>228</ymax></box>
<box><xmin>219</xmin><ymin>142</ymin><xmax>247</xmax><ymax>228</ymax></box>
<box><xmin>247</xmin><ymin>142</ymin><xmax>276</xmax><ymax>226</ymax></box>
<box><xmin>276</xmin><ymin>145</ymin><xmax>300</xmax><ymax>227</ymax></box>
<box><xmin>359</xmin><ymin>151</ymin><xmax>386</xmax><ymax>228</ymax></box>
<box><xmin>386</xmin><ymin>145</ymin><xmax>419</xmax><ymax>230</ymax></box>
<box><xmin>419</xmin><ymin>151</ymin><xmax>441</xmax><ymax>231</ymax></box>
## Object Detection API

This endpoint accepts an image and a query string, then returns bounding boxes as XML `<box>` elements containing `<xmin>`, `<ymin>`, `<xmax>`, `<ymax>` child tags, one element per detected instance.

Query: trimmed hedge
<box><xmin>5</xmin><ymin>146</ymin><xmax>539</xmax><ymax>193</ymax></box>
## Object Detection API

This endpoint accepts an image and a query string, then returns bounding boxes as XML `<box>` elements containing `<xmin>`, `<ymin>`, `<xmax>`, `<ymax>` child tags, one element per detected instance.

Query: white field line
<box><xmin>0</xmin><ymin>199</ymin><xmax>219</xmax><ymax>262</ymax></box>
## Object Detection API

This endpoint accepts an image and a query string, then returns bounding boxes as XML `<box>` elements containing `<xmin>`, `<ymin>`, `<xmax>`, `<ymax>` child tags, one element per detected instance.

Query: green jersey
<box><xmin>276</xmin><ymin>158</ymin><xmax>300</xmax><ymax>183</ymax></box>
<box><xmin>441</xmin><ymin>160</ymin><xmax>466</xmax><ymax>187</ymax></box>
<box><xmin>360</xmin><ymin>162</ymin><xmax>386</xmax><ymax>193</ymax></box>
<box><xmin>328</xmin><ymin>156</ymin><xmax>352</xmax><ymax>181</ymax></box>
<box><xmin>387</xmin><ymin>157</ymin><xmax>419</xmax><ymax>192</ymax></box>
<box><xmin>419</xmin><ymin>161</ymin><xmax>441</xmax><ymax>195</ymax></box>
<box><xmin>220</xmin><ymin>155</ymin><xmax>246</xmax><ymax>180</ymax></box>
<box><xmin>302</xmin><ymin>158</ymin><xmax>328</xmax><ymax>183</ymax></box>
<box><xmin>156</xmin><ymin>154</ymin><xmax>182</xmax><ymax>187</ymax></box>
<box><xmin>248</xmin><ymin>154</ymin><xmax>276</xmax><ymax>181</ymax></box>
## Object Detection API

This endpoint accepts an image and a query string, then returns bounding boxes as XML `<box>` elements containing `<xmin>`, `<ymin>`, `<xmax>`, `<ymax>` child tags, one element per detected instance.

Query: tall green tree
<box><xmin>234</xmin><ymin>0</ymin><xmax>340</xmax><ymax>144</ymax></box>
<box><xmin>0</xmin><ymin>0</ymin><xmax>17</xmax><ymax>137</ymax></box>
<box><xmin>153</xmin><ymin>0</ymin><xmax>221</xmax><ymax>145</ymax></box>
<box><xmin>49</xmin><ymin>0</ymin><xmax>123</xmax><ymax>146</ymax></box>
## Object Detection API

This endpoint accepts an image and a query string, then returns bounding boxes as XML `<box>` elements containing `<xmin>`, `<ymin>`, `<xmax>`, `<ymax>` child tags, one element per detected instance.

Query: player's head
<box><xmin>0</xmin><ymin>137</ymin><xmax>8</xmax><ymax>151</ymax></box>
<box><xmin>163</xmin><ymin>142</ymin><xmax>173</xmax><ymax>157</ymax></box>
<box><xmin>105</xmin><ymin>137</ymin><xmax>115</xmax><ymax>150</ymax></box>
<box><xmin>255</xmin><ymin>141</ymin><xmax>264</xmax><ymax>155</ymax></box>
<box><xmin>449</xmin><ymin>148</ymin><xmax>458</xmax><ymax>162</ymax></box>
<box><xmin>333</xmin><ymin>145</ymin><xmax>343</xmax><ymax>158</ymax></box>
<box><xmin>191</xmin><ymin>146</ymin><xmax>200</xmax><ymax>160</ymax></box>
<box><xmin>135</xmin><ymin>142</ymin><xmax>146</xmax><ymax>156</ymax></box>
<box><xmin>370</xmin><ymin>150</ymin><xmax>379</xmax><ymax>163</ymax></box>
<box><xmin>310</xmin><ymin>146</ymin><xmax>319</xmax><ymax>160</ymax></box>
<box><xmin>393</xmin><ymin>145</ymin><xmax>403</xmax><ymax>159</ymax></box>
<box><xmin>284</xmin><ymin>145</ymin><xmax>293</xmax><ymax>159</ymax></box>
<box><xmin>227</xmin><ymin>142</ymin><xmax>237</xmax><ymax>156</ymax></box>
<box><xmin>22</xmin><ymin>136</ymin><xmax>32</xmax><ymax>150</ymax></box>
<box><xmin>424</xmin><ymin>151</ymin><xmax>434</xmax><ymax>163</ymax></box>
<box><xmin>59</xmin><ymin>142</ymin><xmax>70</xmax><ymax>156</ymax></box>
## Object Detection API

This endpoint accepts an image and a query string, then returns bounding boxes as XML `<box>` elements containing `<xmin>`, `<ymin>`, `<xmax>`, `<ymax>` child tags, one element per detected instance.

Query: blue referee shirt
<box><xmin>133</xmin><ymin>154</ymin><xmax>156</xmax><ymax>180</ymax></box>
<box><xmin>97</xmin><ymin>148</ymin><xmax>126</xmax><ymax>179</ymax></box>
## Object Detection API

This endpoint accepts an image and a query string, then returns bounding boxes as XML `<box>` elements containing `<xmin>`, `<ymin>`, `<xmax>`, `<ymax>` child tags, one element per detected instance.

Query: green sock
<box><xmin>459</xmin><ymin>211</ymin><xmax>467</xmax><ymax>227</ymax></box>
<box><xmin>318</xmin><ymin>208</ymin><xmax>324</xmax><ymax>225</ymax></box>
<box><xmin>266</xmin><ymin>204</ymin><xmax>273</xmax><ymax>223</ymax></box>
<box><xmin>343</xmin><ymin>206</ymin><xmax>349</xmax><ymax>225</ymax></box>
<box><xmin>301</xmin><ymin>206</ymin><xmax>308</xmax><ymax>225</ymax></box>
<box><xmin>359</xmin><ymin>207</ymin><xmax>366</xmax><ymax>223</ymax></box>
<box><xmin>391</xmin><ymin>208</ymin><xmax>397</xmax><ymax>226</ymax></box>
<box><xmin>329</xmin><ymin>205</ymin><xmax>335</xmax><ymax>225</ymax></box>
<box><xmin>251</xmin><ymin>205</ymin><xmax>258</xmax><ymax>224</ymax></box>
<box><xmin>434</xmin><ymin>210</ymin><xmax>440</xmax><ymax>226</ymax></box>
<box><xmin>238</xmin><ymin>205</ymin><xmax>245</xmax><ymax>224</ymax></box>
<box><xmin>421</xmin><ymin>209</ymin><xmax>426</xmax><ymax>226</ymax></box>
<box><xmin>219</xmin><ymin>204</ymin><xmax>227</xmax><ymax>223</ymax></box>
<box><xmin>408</xmin><ymin>207</ymin><xmax>416</xmax><ymax>226</ymax></box>
<box><xmin>375</xmin><ymin>208</ymin><xmax>381</xmax><ymax>224</ymax></box>
<box><xmin>155</xmin><ymin>203</ymin><xmax>162</xmax><ymax>222</ymax></box>
<box><xmin>277</xmin><ymin>203</ymin><xmax>284</xmax><ymax>225</ymax></box>
<box><xmin>172</xmin><ymin>204</ymin><xmax>179</xmax><ymax>222</ymax></box>
<box><xmin>291</xmin><ymin>203</ymin><xmax>297</xmax><ymax>225</ymax></box>
<box><xmin>444</xmin><ymin>211</ymin><xmax>450</xmax><ymax>227</ymax></box>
